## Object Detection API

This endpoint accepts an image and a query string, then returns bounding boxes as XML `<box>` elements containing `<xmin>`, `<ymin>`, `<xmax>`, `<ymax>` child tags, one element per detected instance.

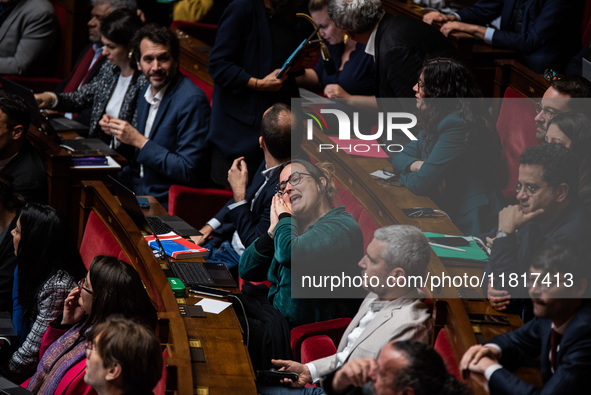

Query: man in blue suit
<box><xmin>461</xmin><ymin>240</ymin><xmax>591</xmax><ymax>394</ymax></box>
<box><xmin>423</xmin><ymin>0</ymin><xmax>583</xmax><ymax>73</ymax></box>
<box><xmin>100</xmin><ymin>24</ymin><xmax>210</xmax><ymax>208</ymax></box>
<box><xmin>192</xmin><ymin>103</ymin><xmax>295</xmax><ymax>268</ymax></box>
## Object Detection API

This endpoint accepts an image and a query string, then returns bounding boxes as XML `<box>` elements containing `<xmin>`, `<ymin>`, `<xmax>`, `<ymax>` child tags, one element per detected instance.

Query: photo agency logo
<box><xmin>304</xmin><ymin>106</ymin><xmax>418</xmax><ymax>154</ymax></box>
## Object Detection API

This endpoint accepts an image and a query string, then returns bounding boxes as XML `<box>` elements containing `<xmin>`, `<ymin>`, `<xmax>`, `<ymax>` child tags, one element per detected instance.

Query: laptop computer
<box><xmin>108</xmin><ymin>175</ymin><xmax>202</xmax><ymax>238</ymax></box>
<box><xmin>0</xmin><ymin>377</ymin><xmax>32</xmax><ymax>395</ymax></box>
<box><xmin>107</xmin><ymin>176</ymin><xmax>237</xmax><ymax>287</ymax></box>
<box><xmin>0</xmin><ymin>77</ymin><xmax>117</xmax><ymax>157</ymax></box>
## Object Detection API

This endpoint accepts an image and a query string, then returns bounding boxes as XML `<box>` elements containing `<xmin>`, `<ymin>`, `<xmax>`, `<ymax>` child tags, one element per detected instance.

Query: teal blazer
<box><xmin>392</xmin><ymin>113</ymin><xmax>502</xmax><ymax>235</ymax></box>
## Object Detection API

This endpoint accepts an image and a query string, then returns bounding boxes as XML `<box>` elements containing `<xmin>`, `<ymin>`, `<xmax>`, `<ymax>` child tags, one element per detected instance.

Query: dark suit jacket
<box><xmin>210</xmin><ymin>161</ymin><xmax>280</xmax><ymax>248</ymax></box>
<box><xmin>1</xmin><ymin>141</ymin><xmax>47</xmax><ymax>204</ymax></box>
<box><xmin>457</xmin><ymin>0</ymin><xmax>583</xmax><ymax>73</ymax></box>
<box><xmin>483</xmin><ymin>203</ymin><xmax>591</xmax><ymax>300</ymax></box>
<box><xmin>489</xmin><ymin>300</ymin><xmax>591</xmax><ymax>394</ymax></box>
<box><xmin>207</xmin><ymin>0</ymin><xmax>299</xmax><ymax>161</ymax></box>
<box><xmin>121</xmin><ymin>72</ymin><xmax>210</xmax><ymax>206</ymax></box>
<box><xmin>375</xmin><ymin>14</ymin><xmax>456</xmax><ymax>98</ymax></box>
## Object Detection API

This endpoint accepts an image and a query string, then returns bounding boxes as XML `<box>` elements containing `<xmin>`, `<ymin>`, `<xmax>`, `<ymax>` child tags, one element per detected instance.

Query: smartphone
<box><xmin>256</xmin><ymin>370</ymin><xmax>299</xmax><ymax>383</ymax></box>
<box><xmin>189</xmin><ymin>285</ymin><xmax>231</xmax><ymax>298</ymax></box>
<box><xmin>136</xmin><ymin>196</ymin><xmax>150</xmax><ymax>209</ymax></box>
<box><xmin>468</xmin><ymin>313</ymin><xmax>510</xmax><ymax>326</ymax></box>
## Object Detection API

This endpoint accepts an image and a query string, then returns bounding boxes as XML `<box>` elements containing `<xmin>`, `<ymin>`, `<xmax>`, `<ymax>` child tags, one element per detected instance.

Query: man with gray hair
<box><xmin>327</xmin><ymin>0</ymin><xmax>456</xmax><ymax>98</ymax></box>
<box><xmin>266</xmin><ymin>225</ymin><xmax>432</xmax><ymax>393</ymax></box>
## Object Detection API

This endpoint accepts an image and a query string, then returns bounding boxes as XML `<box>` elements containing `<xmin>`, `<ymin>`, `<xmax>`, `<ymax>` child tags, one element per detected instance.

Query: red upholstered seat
<box><xmin>170</xmin><ymin>20</ymin><xmax>218</xmax><ymax>47</ymax></box>
<box><xmin>152</xmin><ymin>348</ymin><xmax>169</xmax><ymax>395</ymax></box>
<box><xmin>581</xmin><ymin>0</ymin><xmax>591</xmax><ymax>47</ymax></box>
<box><xmin>179</xmin><ymin>68</ymin><xmax>213</xmax><ymax>104</ymax></box>
<box><xmin>168</xmin><ymin>185</ymin><xmax>232</xmax><ymax>230</ymax></box>
<box><xmin>290</xmin><ymin>317</ymin><xmax>351</xmax><ymax>362</ymax></box>
<box><xmin>496</xmin><ymin>87</ymin><xmax>539</xmax><ymax>202</ymax></box>
<box><xmin>434</xmin><ymin>328</ymin><xmax>462</xmax><ymax>380</ymax></box>
<box><xmin>79</xmin><ymin>211</ymin><xmax>126</xmax><ymax>270</ymax></box>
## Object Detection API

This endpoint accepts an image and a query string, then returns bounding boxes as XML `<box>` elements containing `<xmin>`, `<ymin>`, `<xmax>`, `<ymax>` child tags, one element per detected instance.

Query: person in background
<box><xmin>1</xmin><ymin>203</ymin><xmax>86</xmax><ymax>382</ymax></box>
<box><xmin>99</xmin><ymin>23</ymin><xmax>210</xmax><ymax>208</ymax></box>
<box><xmin>262</xmin><ymin>225</ymin><xmax>433</xmax><ymax>395</ymax></box>
<box><xmin>392</xmin><ymin>57</ymin><xmax>502</xmax><ymax>235</ymax></box>
<box><xmin>461</xmin><ymin>241</ymin><xmax>591</xmax><ymax>394</ymax></box>
<box><xmin>0</xmin><ymin>176</ymin><xmax>23</xmax><ymax>314</ymax></box>
<box><xmin>35</xmin><ymin>9</ymin><xmax>145</xmax><ymax>159</ymax></box>
<box><xmin>482</xmin><ymin>143</ymin><xmax>591</xmax><ymax>318</ymax></box>
<box><xmin>533</xmin><ymin>76</ymin><xmax>591</xmax><ymax>143</ymax></box>
<box><xmin>192</xmin><ymin>103</ymin><xmax>297</xmax><ymax>270</ymax></box>
<box><xmin>297</xmin><ymin>0</ymin><xmax>375</xmax><ymax>99</ymax></box>
<box><xmin>423</xmin><ymin>0</ymin><xmax>582</xmax><ymax>73</ymax></box>
<box><xmin>55</xmin><ymin>0</ymin><xmax>141</xmax><ymax>126</ymax></box>
<box><xmin>0</xmin><ymin>0</ymin><xmax>55</xmax><ymax>76</ymax></box>
<box><xmin>83</xmin><ymin>315</ymin><xmax>162</xmax><ymax>395</ymax></box>
<box><xmin>25</xmin><ymin>255</ymin><xmax>157</xmax><ymax>395</ymax></box>
<box><xmin>323</xmin><ymin>340</ymin><xmax>470</xmax><ymax>395</ymax></box>
<box><xmin>328</xmin><ymin>0</ymin><xmax>456</xmax><ymax>99</ymax></box>
<box><xmin>207</xmin><ymin>0</ymin><xmax>306</xmax><ymax>185</ymax></box>
<box><xmin>545</xmin><ymin>112</ymin><xmax>591</xmax><ymax>210</ymax></box>
<box><xmin>0</xmin><ymin>94</ymin><xmax>47</xmax><ymax>204</ymax></box>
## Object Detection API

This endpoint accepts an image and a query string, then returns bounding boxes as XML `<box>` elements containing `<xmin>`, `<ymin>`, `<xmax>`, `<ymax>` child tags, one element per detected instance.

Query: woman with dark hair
<box><xmin>546</xmin><ymin>112</ymin><xmax>591</xmax><ymax>208</ymax></box>
<box><xmin>35</xmin><ymin>9</ymin><xmax>145</xmax><ymax>158</ymax></box>
<box><xmin>25</xmin><ymin>255</ymin><xmax>157</xmax><ymax>395</ymax></box>
<box><xmin>2</xmin><ymin>203</ymin><xmax>86</xmax><ymax>381</ymax></box>
<box><xmin>392</xmin><ymin>57</ymin><xmax>502</xmax><ymax>234</ymax></box>
<box><xmin>0</xmin><ymin>176</ymin><xmax>24</xmax><ymax>313</ymax></box>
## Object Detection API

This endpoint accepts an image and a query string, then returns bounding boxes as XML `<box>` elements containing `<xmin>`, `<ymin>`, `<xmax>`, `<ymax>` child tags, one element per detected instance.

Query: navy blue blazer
<box><xmin>489</xmin><ymin>300</ymin><xmax>591</xmax><ymax>394</ymax></box>
<box><xmin>123</xmin><ymin>72</ymin><xmax>210</xmax><ymax>206</ymax></box>
<box><xmin>457</xmin><ymin>0</ymin><xmax>583</xmax><ymax>72</ymax></box>
<box><xmin>207</xmin><ymin>0</ymin><xmax>300</xmax><ymax>161</ymax></box>
<box><xmin>211</xmin><ymin>161</ymin><xmax>280</xmax><ymax>248</ymax></box>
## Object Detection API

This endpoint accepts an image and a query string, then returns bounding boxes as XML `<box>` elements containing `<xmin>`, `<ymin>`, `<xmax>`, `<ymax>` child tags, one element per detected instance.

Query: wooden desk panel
<box><xmin>79</xmin><ymin>182</ymin><xmax>256</xmax><ymax>394</ymax></box>
<box><xmin>176</xmin><ymin>29</ymin><xmax>214</xmax><ymax>87</ymax></box>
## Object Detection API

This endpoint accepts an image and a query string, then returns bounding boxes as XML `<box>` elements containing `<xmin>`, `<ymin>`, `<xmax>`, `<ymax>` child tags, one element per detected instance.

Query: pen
<box><xmin>429</xmin><ymin>242</ymin><xmax>466</xmax><ymax>252</ymax></box>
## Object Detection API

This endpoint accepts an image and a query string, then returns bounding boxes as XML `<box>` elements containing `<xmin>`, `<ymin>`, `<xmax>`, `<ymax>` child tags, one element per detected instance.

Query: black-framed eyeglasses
<box><xmin>276</xmin><ymin>172</ymin><xmax>312</xmax><ymax>195</ymax></box>
<box><xmin>78</xmin><ymin>278</ymin><xmax>93</xmax><ymax>294</ymax></box>
<box><xmin>515</xmin><ymin>182</ymin><xmax>546</xmax><ymax>197</ymax></box>
<box><xmin>535</xmin><ymin>102</ymin><xmax>560</xmax><ymax>118</ymax></box>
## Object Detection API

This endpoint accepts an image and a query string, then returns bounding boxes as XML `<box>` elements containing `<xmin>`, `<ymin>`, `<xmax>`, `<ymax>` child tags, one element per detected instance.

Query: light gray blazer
<box><xmin>0</xmin><ymin>0</ymin><xmax>56</xmax><ymax>75</ymax></box>
<box><xmin>310</xmin><ymin>288</ymin><xmax>432</xmax><ymax>377</ymax></box>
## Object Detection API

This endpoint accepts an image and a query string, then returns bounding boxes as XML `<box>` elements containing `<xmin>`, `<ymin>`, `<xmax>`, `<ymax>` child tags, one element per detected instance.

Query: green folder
<box><xmin>424</xmin><ymin>232</ymin><xmax>489</xmax><ymax>263</ymax></box>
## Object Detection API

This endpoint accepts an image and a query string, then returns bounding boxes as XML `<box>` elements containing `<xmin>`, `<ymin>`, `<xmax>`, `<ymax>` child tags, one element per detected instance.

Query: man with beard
<box><xmin>533</xmin><ymin>76</ymin><xmax>591</xmax><ymax>143</ymax></box>
<box><xmin>483</xmin><ymin>143</ymin><xmax>591</xmax><ymax>317</ymax></box>
<box><xmin>462</xmin><ymin>241</ymin><xmax>591</xmax><ymax>394</ymax></box>
<box><xmin>99</xmin><ymin>24</ymin><xmax>210</xmax><ymax>208</ymax></box>
<box><xmin>260</xmin><ymin>225</ymin><xmax>432</xmax><ymax>394</ymax></box>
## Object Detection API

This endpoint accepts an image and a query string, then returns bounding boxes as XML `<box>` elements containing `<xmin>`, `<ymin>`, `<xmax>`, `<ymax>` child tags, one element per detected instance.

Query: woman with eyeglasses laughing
<box><xmin>240</xmin><ymin>160</ymin><xmax>363</xmax><ymax>320</ymax></box>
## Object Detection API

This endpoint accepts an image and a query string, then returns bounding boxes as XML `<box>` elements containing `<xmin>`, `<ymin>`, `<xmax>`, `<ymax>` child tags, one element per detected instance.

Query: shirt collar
<box><xmin>552</xmin><ymin>314</ymin><xmax>575</xmax><ymax>335</ymax></box>
<box><xmin>364</xmin><ymin>20</ymin><xmax>380</xmax><ymax>58</ymax></box>
<box><xmin>262</xmin><ymin>163</ymin><xmax>282</xmax><ymax>181</ymax></box>
<box><xmin>92</xmin><ymin>43</ymin><xmax>103</xmax><ymax>55</ymax></box>
<box><xmin>144</xmin><ymin>83</ymin><xmax>168</xmax><ymax>106</ymax></box>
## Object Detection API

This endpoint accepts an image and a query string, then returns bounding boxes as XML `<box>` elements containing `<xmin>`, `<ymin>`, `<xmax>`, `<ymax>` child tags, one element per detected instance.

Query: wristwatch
<box><xmin>495</xmin><ymin>230</ymin><xmax>509</xmax><ymax>239</ymax></box>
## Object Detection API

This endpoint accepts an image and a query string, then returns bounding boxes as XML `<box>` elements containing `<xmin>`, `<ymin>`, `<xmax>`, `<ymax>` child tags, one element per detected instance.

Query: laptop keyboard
<box><xmin>146</xmin><ymin>216</ymin><xmax>174</xmax><ymax>235</ymax></box>
<box><xmin>170</xmin><ymin>261</ymin><xmax>213</xmax><ymax>286</ymax></box>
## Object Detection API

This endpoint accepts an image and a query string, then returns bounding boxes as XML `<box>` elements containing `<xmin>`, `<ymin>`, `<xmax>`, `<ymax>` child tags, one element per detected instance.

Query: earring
<box><xmin>128</xmin><ymin>50</ymin><xmax>133</xmax><ymax>59</ymax></box>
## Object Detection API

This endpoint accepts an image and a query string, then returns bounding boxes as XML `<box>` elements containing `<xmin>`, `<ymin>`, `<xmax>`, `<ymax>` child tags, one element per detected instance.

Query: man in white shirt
<box><xmin>99</xmin><ymin>23</ymin><xmax>210</xmax><ymax>207</ymax></box>
<box><xmin>261</xmin><ymin>225</ymin><xmax>432</xmax><ymax>394</ymax></box>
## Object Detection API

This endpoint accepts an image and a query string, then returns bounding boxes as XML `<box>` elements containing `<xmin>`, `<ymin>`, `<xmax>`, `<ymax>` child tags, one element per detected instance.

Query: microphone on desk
<box><xmin>297</xmin><ymin>13</ymin><xmax>336</xmax><ymax>75</ymax></box>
